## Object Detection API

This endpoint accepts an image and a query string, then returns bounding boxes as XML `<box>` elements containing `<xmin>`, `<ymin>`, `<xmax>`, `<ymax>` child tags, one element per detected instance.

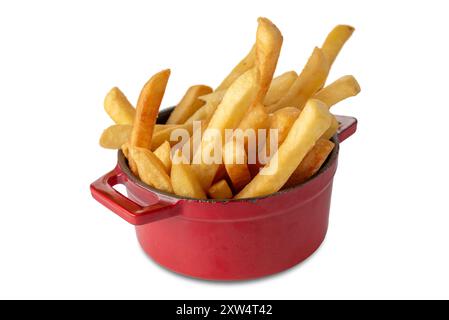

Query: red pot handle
<box><xmin>90</xmin><ymin>166</ymin><xmax>180</xmax><ymax>225</ymax></box>
<box><xmin>335</xmin><ymin>115</ymin><xmax>357</xmax><ymax>143</ymax></box>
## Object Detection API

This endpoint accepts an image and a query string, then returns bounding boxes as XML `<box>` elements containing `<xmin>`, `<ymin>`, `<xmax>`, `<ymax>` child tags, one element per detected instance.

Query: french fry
<box><xmin>236</xmin><ymin>99</ymin><xmax>332</xmax><ymax>199</ymax></box>
<box><xmin>313</xmin><ymin>75</ymin><xmax>360</xmax><ymax>108</ymax></box>
<box><xmin>269</xmin><ymin>107</ymin><xmax>301</xmax><ymax>144</ymax></box>
<box><xmin>267</xmin><ymin>47</ymin><xmax>329</xmax><ymax>113</ymax></box>
<box><xmin>184</xmin><ymin>99</ymin><xmax>220</xmax><ymax>124</ymax></box>
<box><xmin>167</xmin><ymin>85</ymin><xmax>212</xmax><ymax>124</ymax></box>
<box><xmin>99</xmin><ymin>124</ymin><xmax>133</xmax><ymax>149</ymax></box>
<box><xmin>283</xmin><ymin>139</ymin><xmax>335</xmax><ymax>189</ymax></box>
<box><xmin>208</xmin><ymin>180</ymin><xmax>233</xmax><ymax>199</ymax></box>
<box><xmin>191</xmin><ymin>67</ymin><xmax>258</xmax><ymax>190</ymax></box>
<box><xmin>198</xmin><ymin>90</ymin><xmax>226</xmax><ymax>104</ymax></box>
<box><xmin>321</xmin><ymin>115</ymin><xmax>339</xmax><ymax>140</ymax></box>
<box><xmin>216</xmin><ymin>45</ymin><xmax>256</xmax><ymax>91</ymax></box>
<box><xmin>151</xmin><ymin>122</ymin><xmax>193</xmax><ymax>150</ymax></box>
<box><xmin>153</xmin><ymin>141</ymin><xmax>172</xmax><ymax>174</ymax></box>
<box><xmin>201</xmin><ymin>71</ymin><xmax>297</xmax><ymax>107</ymax></box>
<box><xmin>258</xmin><ymin>107</ymin><xmax>300</xmax><ymax>165</ymax></box>
<box><xmin>104</xmin><ymin>87</ymin><xmax>136</xmax><ymax>125</ymax></box>
<box><xmin>100</xmin><ymin>124</ymin><xmax>182</xmax><ymax>150</ymax></box>
<box><xmin>237</xmin><ymin>102</ymin><xmax>270</xmax><ymax>154</ymax></box>
<box><xmin>254</xmin><ymin>17</ymin><xmax>283</xmax><ymax>102</ymax></box>
<box><xmin>121</xmin><ymin>142</ymin><xmax>130</xmax><ymax>159</ymax></box>
<box><xmin>321</xmin><ymin>25</ymin><xmax>354</xmax><ymax>68</ymax></box>
<box><xmin>221</xmin><ymin>18</ymin><xmax>282</xmax><ymax>187</ymax></box>
<box><xmin>171</xmin><ymin>160</ymin><xmax>207</xmax><ymax>199</ymax></box>
<box><xmin>129</xmin><ymin>146</ymin><xmax>173</xmax><ymax>193</ymax></box>
<box><xmin>264</xmin><ymin>71</ymin><xmax>298</xmax><ymax>105</ymax></box>
<box><xmin>223</xmin><ymin>138</ymin><xmax>252</xmax><ymax>191</ymax></box>
<box><xmin>130</xmin><ymin>69</ymin><xmax>170</xmax><ymax>149</ymax></box>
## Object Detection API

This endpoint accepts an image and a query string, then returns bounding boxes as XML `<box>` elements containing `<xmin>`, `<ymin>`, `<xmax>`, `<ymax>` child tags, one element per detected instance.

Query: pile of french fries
<box><xmin>99</xmin><ymin>18</ymin><xmax>360</xmax><ymax>200</ymax></box>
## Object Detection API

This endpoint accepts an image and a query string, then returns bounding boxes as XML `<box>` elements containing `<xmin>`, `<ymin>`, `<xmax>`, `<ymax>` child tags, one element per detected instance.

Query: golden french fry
<box><xmin>236</xmin><ymin>99</ymin><xmax>332</xmax><ymax>199</ymax></box>
<box><xmin>155</xmin><ymin>124</ymin><xmax>178</xmax><ymax>132</ymax></box>
<box><xmin>208</xmin><ymin>180</ymin><xmax>233</xmax><ymax>199</ymax></box>
<box><xmin>220</xmin><ymin>18</ymin><xmax>282</xmax><ymax>184</ymax></box>
<box><xmin>130</xmin><ymin>69</ymin><xmax>170</xmax><ymax>149</ymax></box>
<box><xmin>99</xmin><ymin>124</ymin><xmax>133</xmax><ymax>149</ymax></box>
<box><xmin>198</xmin><ymin>90</ymin><xmax>226</xmax><ymax>104</ymax></box>
<box><xmin>267</xmin><ymin>47</ymin><xmax>329</xmax><ymax>113</ymax></box>
<box><xmin>321</xmin><ymin>115</ymin><xmax>339</xmax><ymax>140</ymax></box>
<box><xmin>129</xmin><ymin>146</ymin><xmax>173</xmax><ymax>193</ymax></box>
<box><xmin>104</xmin><ymin>87</ymin><xmax>136</xmax><ymax>125</ymax></box>
<box><xmin>313</xmin><ymin>75</ymin><xmax>360</xmax><ymax>108</ymax></box>
<box><xmin>151</xmin><ymin>123</ymin><xmax>193</xmax><ymax>150</ymax></box>
<box><xmin>184</xmin><ymin>99</ymin><xmax>221</xmax><ymax>125</ymax></box>
<box><xmin>171</xmin><ymin>161</ymin><xmax>207</xmax><ymax>199</ymax></box>
<box><xmin>216</xmin><ymin>45</ymin><xmax>256</xmax><ymax>91</ymax></box>
<box><xmin>254</xmin><ymin>17</ymin><xmax>283</xmax><ymax>102</ymax></box>
<box><xmin>258</xmin><ymin>107</ymin><xmax>300</xmax><ymax>165</ymax></box>
<box><xmin>191</xmin><ymin>67</ymin><xmax>259</xmax><ymax>190</ymax></box>
<box><xmin>283</xmin><ymin>139</ymin><xmax>335</xmax><ymax>189</ymax></box>
<box><xmin>321</xmin><ymin>25</ymin><xmax>354</xmax><ymax>68</ymax></box>
<box><xmin>238</xmin><ymin>103</ymin><xmax>269</xmax><ymax>132</ymax></box>
<box><xmin>167</xmin><ymin>85</ymin><xmax>212</xmax><ymax>124</ymax></box>
<box><xmin>203</xmin><ymin>71</ymin><xmax>297</xmax><ymax>107</ymax></box>
<box><xmin>269</xmin><ymin>107</ymin><xmax>301</xmax><ymax>143</ymax></box>
<box><xmin>100</xmin><ymin>124</ymin><xmax>181</xmax><ymax>150</ymax></box>
<box><xmin>153</xmin><ymin>141</ymin><xmax>172</xmax><ymax>174</ymax></box>
<box><xmin>238</xmin><ymin>102</ymin><xmax>269</xmax><ymax>151</ymax></box>
<box><xmin>223</xmin><ymin>138</ymin><xmax>252</xmax><ymax>192</ymax></box>
<box><xmin>264</xmin><ymin>71</ymin><xmax>298</xmax><ymax>105</ymax></box>
<box><xmin>121</xmin><ymin>142</ymin><xmax>130</xmax><ymax>159</ymax></box>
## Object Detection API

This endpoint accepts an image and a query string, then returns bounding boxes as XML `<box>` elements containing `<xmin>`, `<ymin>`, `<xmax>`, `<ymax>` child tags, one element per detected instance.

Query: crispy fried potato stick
<box><xmin>321</xmin><ymin>25</ymin><xmax>354</xmax><ymax>68</ymax></box>
<box><xmin>216</xmin><ymin>45</ymin><xmax>256</xmax><ymax>91</ymax></box>
<box><xmin>222</xmin><ymin>18</ymin><xmax>282</xmax><ymax>187</ymax></box>
<box><xmin>121</xmin><ymin>142</ymin><xmax>130</xmax><ymax>159</ymax></box>
<box><xmin>198</xmin><ymin>90</ymin><xmax>226</xmax><ymax>104</ymax></box>
<box><xmin>99</xmin><ymin>124</ymin><xmax>133</xmax><ymax>149</ymax></box>
<box><xmin>104</xmin><ymin>87</ymin><xmax>136</xmax><ymax>125</ymax></box>
<box><xmin>184</xmin><ymin>99</ymin><xmax>220</xmax><ymax>124</ymax></box>
<box><xmin>236</xmin><ymin>99</ymin><xmax>332</xmax><ymax>199</ymax></box>
<box><xmin>258</xmin><ymin>107</ymin><xmax>300</xmax><ymax>165</ymax></box>
<box><xmin>321</xmin><ymin>115</ymin><xmax>339</xmax><ymax>140</ymax></box>
<box><xmin>171</xmin><ymin>159</ymin><xmax>207</xmax><ymax>199</ymax></box>
<box><xmin>99</xmin><ymin>124</ymin><xmax>181</xmax><ymax>150</ymax></box>
<box><xmin>254</xmin><ymin>17</ymin><xmax>283</xmax><ymax>102</ymax></box>
<box><xmin>313</xmin><ymin>75</ymin><xmax>360</xmax><ymax>108</ymax></box>
<box><xmin>167</xmin><ymin>85</ymin><xmax>212</xmax><ymax>124</ymax></box>
<box><xmin>223</xmin><ymin>138</ymin><xmax>252</xmax><ymax>191</ymax></box>
<box><xmin>283</xmin><ymin>139</ymin><xmax>335</xmax><ymax>188</ymax></box>
<box><xmin>267</xmin><ymin>48</ymin><xmax>329</xmax><ymax>113</ymax></box>
<box><xmin>151</xmin><ymin>123</ymin><xmax>193</xmax><ymax>150</ymax></box>
<box><xmin>130</xmin><ymin>69</ymin><xmax>170</xmax><ymax>149</ymax></box>
<box><xmin>264</xmin><ymin>71</ymin><xmax>298</xmax><ymax>105</ymax></box>
<box><xmin>153</xmin><ymin>141</ymin><xmax>172</xmax><ymax>174</ymax></box>
<box><xmin>191</xmin><ymin>67</ymin><xmax>258</xmax><ymax>190</ymax></box>
<box><xmin>208</xmin><ymin>180</ymin><xmax>233</xmax><ymax>199</ymax></box>
<box><xmin>129</xmin><ymin>146</ymin><xmax>173</xmax><ymax>193</ymax></box>
<box><xmin>238</xmin><ymin>102</ymin><xmax>269</xmax><ymax>151</ymax></box>
<box><xmin>269</xmin><ymin>107</ymin><xmax>301</xmax><ymax>144</ymax></box>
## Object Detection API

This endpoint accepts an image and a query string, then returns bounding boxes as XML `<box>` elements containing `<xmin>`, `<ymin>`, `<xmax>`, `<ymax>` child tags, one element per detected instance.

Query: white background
<box><xmin>1</xmin><ymin>0</ymin><xmax>448</xmax><ymax>300</ymax></box>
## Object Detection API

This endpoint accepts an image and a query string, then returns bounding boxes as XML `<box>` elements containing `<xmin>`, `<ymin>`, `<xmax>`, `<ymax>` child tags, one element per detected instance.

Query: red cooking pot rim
<box><xmin>117</xmin><ymin>135</ymin><xmax>340</xmax><ymax>203</ymax></box>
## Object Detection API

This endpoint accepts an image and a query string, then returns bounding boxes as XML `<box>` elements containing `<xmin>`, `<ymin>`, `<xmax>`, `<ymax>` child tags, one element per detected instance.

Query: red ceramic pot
<box><xmin>90</xmin><ymin>108</ymin><xmax>357</xmax><ymax>281</ymax></box>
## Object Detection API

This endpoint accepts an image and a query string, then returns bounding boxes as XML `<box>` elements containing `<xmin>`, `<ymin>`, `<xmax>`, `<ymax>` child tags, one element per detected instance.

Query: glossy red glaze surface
<box><xmin>90</xmin><ymin>109</ymin><xmax>357</xmax><ymax>280</ymax></box>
